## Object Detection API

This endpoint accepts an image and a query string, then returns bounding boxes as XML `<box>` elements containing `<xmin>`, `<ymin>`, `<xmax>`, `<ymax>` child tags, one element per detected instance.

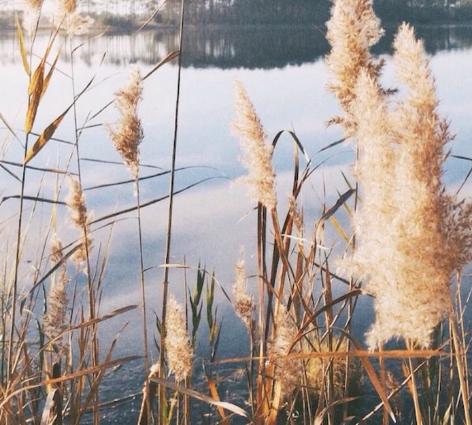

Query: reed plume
<box><xmin>232</xmin><ymin>254</ymin><xmax>253</xmax><ymax>330</ymax></box>
<box><xmin>165</xmin><ymin>295</ymin><xmax>193</xmax><ymax>382</ymax></box>
<box><xmin>233</xmin><ymin>81</ymin><xmax>277</xmax><ymax>210</ymax></box>
<box><xmin>55</xmin><ymin>0</ymin><xmax>93</xmax><ymax>35</ymax></box>
<box><xmin>43</xmin><ymin>237</ymin><xmax>68</xmax><ymax>349</ymax></box>
<box><xmin>109</xmin><ymin>69</ymin><xmax>144</xmax><ymax>179</ymax></box>
<box><xmin>342</xmin><ymin>23</ymin><xmax>472</xmax><ymax>349</ymax></box>
<box><xmin>365</xmin><ymin>23</ymin><xmax>472</xmax><ymax>348</ymax></box>
<box><xmin>305</xmin><ymin>337</ymin><xmax>360</xmax><ymax>399</ymax></box>
<box><xmin>23</xmin><ymin>0</ymin><xmax>43</xmax><ymax>35</ymax></box>
<box><xmin>57</xmin><ymin>0</ymin><xmax>77</xmax><ymax>14</ymax></box>
<box><xmin>268</xmin><ymin>308</ymin><xmax>301</xmax><ymax>398</ymax></box>
<box><xmin>66</xmin><ymin>177</ymin><xmax>92</xmax><ymax>268</ymax></box>
<box><xmin>326</xmin><ymin>0</ymin><xmax>384</xmax><ymax>133</ymax></box>
<box><xmin>337</xmin><ymin>70</ymin><xmax>397</xmax><ymax>298</ymax></box>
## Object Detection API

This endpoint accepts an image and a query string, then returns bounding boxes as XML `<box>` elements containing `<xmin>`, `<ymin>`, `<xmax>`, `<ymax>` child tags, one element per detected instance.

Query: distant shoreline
<box><xmin>1</xmin><ymin>21</ymin><xmax>472</xmax><ymax>34</ymax></box>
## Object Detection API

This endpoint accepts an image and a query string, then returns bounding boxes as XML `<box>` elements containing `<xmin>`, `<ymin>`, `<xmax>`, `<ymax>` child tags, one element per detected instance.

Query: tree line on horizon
<box><xmin>154</xmin><ymin>0</ymin><xmax>472</xmax><ymax>25</ymax></box>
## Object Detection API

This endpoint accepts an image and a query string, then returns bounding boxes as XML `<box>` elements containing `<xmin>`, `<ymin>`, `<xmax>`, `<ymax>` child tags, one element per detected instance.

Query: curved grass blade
<box><xmin>25</xmin><ymin>75</ymin><xmax>95</xmax><ymax>163</ymax></box>
<box><xmin>16</xmin><ymin>15</ymin><xmax>30</xmax><ymax>75</ymax></box>
<box><xmin>0</xmin><ymin>160</ymin><xmax>76</xmax><ymax>175</ymax></box>
<box><xmin>150</xmin><ymin>376</ymin><xmax>247</xmax><ymax>418</ymax></box>
<box><xmin>80</xmin><ymin>157</ymin><xmax>163</xmax><ymax>170</ymax></box>
<box><xmin>272</xmin><ymin>129</ymin><xmax>311</xmax><ymax>163</ymax></box>
<box><xmin>0</xmin><ymin>164</ymin><xmax>21</xmax><ymax>182</ymax></box>
<box><xmin>90</xmin><ymin>177</ymin><xmax>224</xmax><ymax>225</ymax></box>
<box><xmin>0</xmin><ymin>195</ymin><xmax>66</xmax><ymax>207</ymax></box>
<box><xmin>83</xmin><ymin>166</ymin><xmax>218</xmax><ymax>191</ymax></box>
<box><xmin>318</xmin><ymin>137</ymin><xmax>346</xmax><ymax>153</ymax></box>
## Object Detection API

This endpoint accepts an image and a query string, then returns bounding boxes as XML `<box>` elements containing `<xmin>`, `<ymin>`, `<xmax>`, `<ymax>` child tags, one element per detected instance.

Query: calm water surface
<box><xmin>1</xmin><ymin>24</ymin><xmax>472</xmax><ymax>423</ymax></box>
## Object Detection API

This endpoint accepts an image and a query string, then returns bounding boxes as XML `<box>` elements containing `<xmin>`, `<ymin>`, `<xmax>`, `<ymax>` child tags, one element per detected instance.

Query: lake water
<box><xmin>1</xmin><ymin>23</ymin><xmax>472</xmax><ymax>423</ymax></box>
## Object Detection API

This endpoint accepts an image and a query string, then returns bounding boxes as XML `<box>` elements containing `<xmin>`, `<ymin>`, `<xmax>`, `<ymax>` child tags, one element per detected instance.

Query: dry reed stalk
<box><xmin>159</xmin><ymin>2</ymin><xmax>186</xmax><ymax>422</ymax></box>
<box><xmin>109</xmin><ymin>68</ymin><xmax>151</xmax><ymax>422</ymax></box>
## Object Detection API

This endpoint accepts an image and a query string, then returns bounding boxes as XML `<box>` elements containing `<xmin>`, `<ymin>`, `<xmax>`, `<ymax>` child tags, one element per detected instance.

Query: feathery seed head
<box><xmin>56</xmin><ymin>0</ymin><xmax>77</xmax><ymax>15</ymax></box>
<box><xmin>109</xmin><ymin>70</ymin><xmax>144</xmax><ymax>178</ymax></box>
<box><xmin>66</xmin><ymin>178</ymin><xmax>92</xmax><ymax>268</ymax></box>
<box><xmin>232</xmin><ymin>255</ymin><xmax>253</xmax><ymax>330</ymax></box>
<box><xmin>233</xmin><ymin>81</ymin><xmax>277</xmax><ymax>210</ymax></box>
<box><xmin>44</xmin><ymin>237</ymin><xmax>68</xmax><ymax>350</ymax></box>
<box><xmin>165</xmin><ymin>295</ymin><xmax>193</xmax><ymax>382</ymax></box>
<box><xmin>26</xmin><ymin>0</ymin><xmax>42</xmax><ymax>9</ymax></box>
<box><xmin>55</xmin><ymin>0</ymin><xmax>94</xmax><ymax>35</ymax></box>
<box><xmin>305</xmin><ymin>337</ymin><xmax>360</xmax><ymax>399</ymax></box>
<box><xmin>326</xmin><ymin>0</ymin><xmax>384</xmax><ymax>133</ymax></box>
<box><xmin>268</xmin><ymin>308</ymin><xmax>301</xmax><ymax>398</ymax></box>
<box><xmin>338</xmin><ymin>69</ymin><xmax>397</xmax><ymax>287</ymax></box>
<box><xmin>67</xmin><ymin>178</ymin><xmax>88</xmax><ymax>228</ymax></box>
<box><xmin>23</xmin><ymin>0</ymin><xmax>43</xmax><ymax>35</ymax></box>
<box><xmin>343</xmin><ymin>25</ymin><xmax>472</xmax><ymax>349</ymax></box>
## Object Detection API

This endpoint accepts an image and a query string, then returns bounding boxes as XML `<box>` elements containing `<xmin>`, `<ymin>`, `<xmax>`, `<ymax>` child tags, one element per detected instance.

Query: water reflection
<box><xmin>2</xmin><ymin>24</ymin><xmax>472</xmax><ymax>69</ymax></box>
<box><xmin>1</xmin><ymin>23</ymin><xmax>472</xmax><ymax>424</ymax></box>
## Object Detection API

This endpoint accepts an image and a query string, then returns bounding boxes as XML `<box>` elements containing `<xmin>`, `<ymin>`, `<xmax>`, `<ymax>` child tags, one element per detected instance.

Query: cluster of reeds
<box><xmin>1</xmin><ymin>0</ymin><xmax>472</xmax><ymax>424</ymax></box>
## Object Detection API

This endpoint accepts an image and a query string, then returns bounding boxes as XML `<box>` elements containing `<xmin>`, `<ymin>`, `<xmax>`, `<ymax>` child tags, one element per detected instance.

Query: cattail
<box><xmin>232</xmin><ymin>255</ymin><xmax>253</xmax><ymax>330</ymax></box>
<box><xmin>66</xmin><ymin>177</ymin><xmax>92</xmax><ymax>268</ymax></box>
<box><xmin>326</xmin><ymin>0</ymin><xmax>384</xmax><ymax>133</ymax></box>
<box><xmin>233</xmin><ymin>81</ymin><xmax>277</xmax><ymax>210</ymax></box>
<box><xmin>268</xmin><ymin>308</ymin><xmax>301</xmax><ymax>398</ymax></box>
<box><xmin>165</xmin><ymin>295</ymin><xmax>193</xmax><ymax>382</ymax></box>
<box><xmin>109</xmin><ymin>70</ymin><xmax>144</xmax><ymax>179</ymax></box>
<box><xmin>43</xmin><ymin>237</ymin><xmax>68</xmax><ymax>349</ymax></box>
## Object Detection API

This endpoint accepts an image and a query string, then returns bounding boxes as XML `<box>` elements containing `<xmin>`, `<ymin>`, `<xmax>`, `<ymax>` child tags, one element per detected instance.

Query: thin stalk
<box><xmin>135</xmin><ymin>177</ymin><xmax>151</xmax><ymax>424</ymax></box>
<box><xmin>7</xmin><ymin>133</ymin><xmax>28</xmax><ymax>381</ymax></box>
<box><xmin>68</xmin><ymin>35</ymin><xmax>99</xmax><ymax>425</ymax></box>
<box><xmin>451</xmin><ymin>318</ymin><xmax>472</xmax><ymax>425</ymax></box>
<box><xmin>407</xmin><ymin>340</ymin><xmax>424</xmax><ymax>425</ymax></box>
<box><xmin>7</xmin><ymin>10</ymin><xmax>42</xmax><ymax>377</ymax></box>
<box><xmin>159</xmin><ymin>0</ymin><xmax>186</xmax><ymax>423</ymax></box>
